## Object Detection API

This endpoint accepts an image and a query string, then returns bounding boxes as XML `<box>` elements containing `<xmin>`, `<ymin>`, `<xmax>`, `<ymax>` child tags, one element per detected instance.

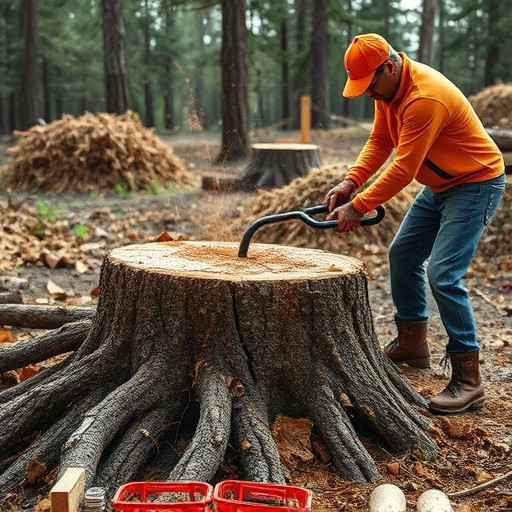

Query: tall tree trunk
<box><xmin>162</xmin><ymin>3</ymin><xmax>175</xmax><ymax>131</ymax></box>
<box><xmin>310</xmin><ymin>0</ymin><xmax>329</xmax><ymax>129</ymax></box>
<box><xmin>102</xmin><ymin>0</ymin><xmax>131</xmax><ymax>114</ymax></box>
<box><xmin>484</xmin><ymin>0</ymin><xmax>500</xmax><ymax>86</ymax></box>
<box><xmin>280</xmin><ymin>15</ymin><xmax>290</xmax><ymax>130</ymax></box>
<box><xmin>195</xmin><ymin>11</ymin><xmax>207</xmax><ymax>130</ymax></box>
<box><xmin>438</xmin><ymin>0</ymin><xmax>445</xmax><ymax>73</ymax></box>
<box><xmin>418</xmin><ymin>0</ymin><xmax>437</xmax><ymax>65</ymax></box>
<box><xmin>143</xmin><ymin>0</ymin><xmax>154</xmax><ymax>127</ymax></box>
<box><xmin>215</xmin><ymin>0</ymin><xmax>249</xmax><ymax>163</ymax></box>
<box><xmin>342</xmin><ymin>0</ymin><xmax>353</xmax><ymax>118</ymax></box>
<box><xmin>42</xmin><ymin>58</ymin><xmax>51</xmax><ymax>122</ymax></box>
<box><xmin>22</xmin><ymin>0</ymin><xmax>37</xmax><ymax>130</ymax></box>
<box><xmin>290</xmin><ymin>0</ymin><xmax>308</xmax><ymax>130</ymax></box>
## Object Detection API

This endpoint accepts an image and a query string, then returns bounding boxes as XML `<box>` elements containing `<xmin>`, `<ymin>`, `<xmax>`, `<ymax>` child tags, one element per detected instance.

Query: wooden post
<box><xmin>301</xmin><ymin>96</ymin><xmax>311</xmax><ymax>144</ymax></box>
<box><xmin>50</xmin><ymin>467</ymin><xmax>85</xmax><ymax>512</ymax></box>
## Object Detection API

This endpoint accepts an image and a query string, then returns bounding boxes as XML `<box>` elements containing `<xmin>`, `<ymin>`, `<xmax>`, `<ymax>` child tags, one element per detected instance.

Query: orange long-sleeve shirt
<box><xmin>346</xmin><ymin>54</ymin><xmax>504</xmax><ymax>214</ymax></box>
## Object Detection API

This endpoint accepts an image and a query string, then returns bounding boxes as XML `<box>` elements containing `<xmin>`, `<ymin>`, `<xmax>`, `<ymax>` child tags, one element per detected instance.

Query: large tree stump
<box><xmin>242</xmin><ymin>143</ymin><xmax>321</xmax><ymax>188</ymax></box>
<box><xmin>0</xmin><ymin>241</ymin><xmax>436</xmax><ymax>503</ymax></box>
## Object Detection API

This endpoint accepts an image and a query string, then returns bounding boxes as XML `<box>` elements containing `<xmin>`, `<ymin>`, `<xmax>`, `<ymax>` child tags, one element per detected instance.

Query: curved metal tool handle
<box><xmin>302</xmin><ymin>204</ymin><xmax>385</xmax><ymax>228</ymax></box>
<box><xmin>237</xmin><ymin>204</ymin><xmax>385</xmax><ymax>258</ymax></box>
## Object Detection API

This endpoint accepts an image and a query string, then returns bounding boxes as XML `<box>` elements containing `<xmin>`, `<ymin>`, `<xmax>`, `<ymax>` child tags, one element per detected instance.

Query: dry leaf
<box><xmin>41</xmin><ymin>249</ymin><xmax>61</xmax><ymax>269</ymax></box>
<box><xmin>46</xmin><ymin>280</ymin><xmax>67</xmax><ymax>299</ymax></box>
<box><xmin>154</xmin><ymin>232</ymin><xmax>174</xmax><ymax>242</ymax></box>
<box><xmin>0</xmin><ymin>330</ymin><xmax>13</xmax><ymax>343</ymax></box>
<box><xmin>75</xmin><ymin>260</ymin><xmax>88</xmax><ymax>274</ymax></box>
<box><xmin>19</xmin><ymin>364</ymin><xmax>40</xmax><ymax>382</ymax></box>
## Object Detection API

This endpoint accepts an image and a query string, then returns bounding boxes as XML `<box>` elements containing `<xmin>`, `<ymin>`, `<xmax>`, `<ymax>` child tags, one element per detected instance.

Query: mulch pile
<box><xmin>469</xmin><ymin>84</ymin><xmax>512</xmax><ymax>129</ymax></box>
<box><xmin>2</xmin><ymin>111</ymin><xmax>196</xmax><ymax>194</ymax></box>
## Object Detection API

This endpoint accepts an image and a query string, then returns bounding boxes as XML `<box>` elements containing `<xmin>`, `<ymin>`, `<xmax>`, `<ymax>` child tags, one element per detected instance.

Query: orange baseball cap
<box><xmin>343</xmin><ymin>33</ymin><xmax>390</xmax><ymax>98</ymax></box>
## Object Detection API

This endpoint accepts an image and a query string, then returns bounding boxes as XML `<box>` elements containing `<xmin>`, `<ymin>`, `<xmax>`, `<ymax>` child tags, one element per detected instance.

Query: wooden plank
<box><xmin>50</xmin><ymin>467</ymin><xmax>85</xmax><ymax>512</ymax></box>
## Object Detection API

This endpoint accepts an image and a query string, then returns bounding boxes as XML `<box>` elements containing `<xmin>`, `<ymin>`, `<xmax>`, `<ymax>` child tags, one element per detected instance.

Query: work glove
<box><xmin>324</xmin><ymin>178</ymin><xmax>358</xmax><ymax>212</ymax></box>
<box><xmin>326</xmin><ymin>201</ymin><xmax>364</xmax><ymax>233</ymax></box>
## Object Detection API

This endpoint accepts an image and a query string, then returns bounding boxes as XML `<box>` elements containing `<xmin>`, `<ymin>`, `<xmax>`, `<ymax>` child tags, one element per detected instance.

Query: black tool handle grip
<box><xmin>301</xmin><ymin>204</ymin><xmax>385</xmax><ymax>228</ymax></box>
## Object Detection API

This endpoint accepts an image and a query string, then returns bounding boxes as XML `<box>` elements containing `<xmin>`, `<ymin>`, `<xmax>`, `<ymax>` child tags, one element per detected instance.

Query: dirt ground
<box><xmin>1</xmin><ymin>128</ymin><xmax>511</xmax><ymax>511</ymax></box>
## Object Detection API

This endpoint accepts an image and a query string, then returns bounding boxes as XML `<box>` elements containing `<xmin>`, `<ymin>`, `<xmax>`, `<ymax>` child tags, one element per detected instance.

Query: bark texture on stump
<box><xmin>0</xmin><ymin>241</ymin><xmax>436</xmax><ymax>502</ymax></box>
<box><xmin>242</xmin><ymin>143</ymin><xmax>321</xmax><ymax>188</ymax></box>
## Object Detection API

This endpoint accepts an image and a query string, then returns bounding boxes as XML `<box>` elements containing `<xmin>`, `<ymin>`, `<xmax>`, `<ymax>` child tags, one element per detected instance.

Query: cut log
<box><xmin>0</xmin><ymin>241</ymin><xmax>436</xmax><ymax>504</ymax></box>
<box><xmin>242</xmin><ymin>143</ymin><xmax>321</xmax><ymax>188</ymax></box>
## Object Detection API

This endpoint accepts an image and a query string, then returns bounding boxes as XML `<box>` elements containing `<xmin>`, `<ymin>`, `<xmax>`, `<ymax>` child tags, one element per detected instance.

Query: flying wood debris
<box><xmin>3</xmin><ymin>111</ymin><xmax>195</xmax><ymax>193</ymax></box>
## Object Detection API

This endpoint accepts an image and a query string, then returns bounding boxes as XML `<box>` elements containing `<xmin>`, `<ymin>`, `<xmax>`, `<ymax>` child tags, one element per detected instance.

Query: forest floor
<box><xmin>0</xmin><ymin>127</ymin><xmax>511</xmax><ymax>512</ymax></box>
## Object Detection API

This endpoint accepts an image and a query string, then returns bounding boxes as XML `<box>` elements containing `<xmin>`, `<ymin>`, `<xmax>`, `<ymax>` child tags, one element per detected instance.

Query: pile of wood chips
<box><xmin>469</xmin><ymin>83</ymin><xmax>512</xmax><ymax>129</ymax></box>
<box><xmin>2</xmin><ymin>111</ymin><xmax>196</xmax><ymax>193</ymax></box>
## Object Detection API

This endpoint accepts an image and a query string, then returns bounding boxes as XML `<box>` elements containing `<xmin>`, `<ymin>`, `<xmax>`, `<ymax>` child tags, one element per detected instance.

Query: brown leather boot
<box><xmin>384</xmin><ymin>318</ymin><xmax>430</xmax><ymax>368</ymax></box>
<box><xmin>429</xmin><ymin>351</ymin><xmax>485</xmax><ymax>414</ymax></box>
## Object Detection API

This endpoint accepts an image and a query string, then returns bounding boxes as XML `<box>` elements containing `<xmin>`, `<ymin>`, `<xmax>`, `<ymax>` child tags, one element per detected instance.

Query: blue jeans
<box><xmin>389</xmin><ymin>174</ymin><xmax>506</xmax><ymax>353</ymax></box>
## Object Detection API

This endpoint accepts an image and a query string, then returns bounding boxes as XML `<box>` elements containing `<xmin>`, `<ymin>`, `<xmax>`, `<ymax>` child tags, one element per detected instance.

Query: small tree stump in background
<box><xmin>242</xmin><ymin>143</ymin><xmax>321</xmax><ymax>188</ymax></box>
<box><xmin>0</xmin><ymin>241</ymin><xmax>436</xmax><ymax>501</ymax></box>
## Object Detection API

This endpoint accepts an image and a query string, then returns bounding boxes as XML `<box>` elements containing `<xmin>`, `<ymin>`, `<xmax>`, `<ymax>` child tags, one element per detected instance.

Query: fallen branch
<box><xmin>447</xmin><ymin>469</ymin><xmax>512</xmax><ymax>498</ymax></box>
<box><xmin>0</xmin><ymin>304</ymin><xmax>96</xmax><ymax>329</ymax></box>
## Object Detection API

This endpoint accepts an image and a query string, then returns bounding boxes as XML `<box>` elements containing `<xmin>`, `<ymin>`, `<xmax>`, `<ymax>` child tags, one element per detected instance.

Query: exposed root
<box><xmin>59</xmin><ymin>356</ymin><xmax>169</xmax><ymax>487</ymax></box>
<box><xmin>0</xmin><ymin>319</ymin><xmax>91</xmax><ymax>374</ymax></box>
<box><xmin>96</xmin><ymin>406</ymin><xmax>176</xmax><ymax>498</ymax></box>
<box><xmin>231</xmin><ymin>387</ymin><xmax>285</xmax><ymax>483</ymax></box>
<box><xmin>0</xmin><ymin>387</ymin><xmax>107</xmax><ymax>496</ymax></box>
<box><xmin>0</xmin><ymin>349</ymin><xmax>112</xmax><ymax>447</ymax></box>
<box><xmin>307</xmin><ymin>383</ymin><xmax>381</xmax><ymax>482</ymax></box>
<box><xmin>169</xmin><ymin>364</ymin><xmax>231</xmax><ymax>482</ymax></box>
<box><xmin>0</xmin><ymin>304</ymin><xmax>95</xmax><ymax>329</ymax></box>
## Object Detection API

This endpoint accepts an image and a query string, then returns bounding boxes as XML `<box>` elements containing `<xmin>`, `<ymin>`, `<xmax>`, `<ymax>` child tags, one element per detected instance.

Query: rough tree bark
<box><xmin>0</xmin><ymin>241</ymin><xmax>436</xmax><ymax>503</ymax></box>
<box><xmin>242</xmin><ymin>143</ymin><xmax>321</xmax><ymax>188</ymax></box>
<box><xmin>102</xmin><ymin>0</ymin><xmax>131</xmax><ymax>114</ymax></box>
<box><xmin>216</xmin><ymin>0</ymin><xmax>249</xmax><ymax>162</ymax></box>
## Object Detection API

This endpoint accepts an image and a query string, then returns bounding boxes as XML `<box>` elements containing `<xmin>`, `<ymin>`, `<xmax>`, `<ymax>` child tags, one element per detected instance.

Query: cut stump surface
<box><xmin>0</xmin><ymin>241</ymin><xmax>436</xmax><ymax>502</ymax></box>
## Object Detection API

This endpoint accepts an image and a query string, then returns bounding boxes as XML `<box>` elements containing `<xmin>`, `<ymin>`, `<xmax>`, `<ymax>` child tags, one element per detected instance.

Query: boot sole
<box><xmin>429</xmin><ymin>396</ymin><xmax>485</xmax><ymax>414</ymax></box>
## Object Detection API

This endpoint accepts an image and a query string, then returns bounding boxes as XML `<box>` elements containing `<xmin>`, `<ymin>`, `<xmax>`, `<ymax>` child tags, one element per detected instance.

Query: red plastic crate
<box><xmin>213</xmin><ymin>480</ymin><xmax>312</xmax><ymax>512</ymax></box>
<box><xmin>111</xmin><ymin>481</ymin><xmax>214</xmax><ymax>512</ymax></box>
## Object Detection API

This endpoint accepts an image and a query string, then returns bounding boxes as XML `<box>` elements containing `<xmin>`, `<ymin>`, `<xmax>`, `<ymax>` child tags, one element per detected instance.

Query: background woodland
<box><xmin>2</xmin><ymin>0</ymin><xmax>512</xmax><ymax>147</ymax></box>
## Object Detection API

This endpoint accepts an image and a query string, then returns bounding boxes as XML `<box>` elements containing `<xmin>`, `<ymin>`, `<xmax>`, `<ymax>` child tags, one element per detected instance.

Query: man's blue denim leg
<box><xmin>389</xmin><ymin>174</ymin><xmax>505</xmax><ymax>353</ymax></box>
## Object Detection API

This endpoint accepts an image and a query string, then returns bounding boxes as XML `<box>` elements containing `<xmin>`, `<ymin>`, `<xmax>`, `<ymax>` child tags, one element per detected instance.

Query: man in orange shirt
<box><xmin>325</xmin><ymin>33</ymin><xmax>505</xmax><ymax>414</ymax></box>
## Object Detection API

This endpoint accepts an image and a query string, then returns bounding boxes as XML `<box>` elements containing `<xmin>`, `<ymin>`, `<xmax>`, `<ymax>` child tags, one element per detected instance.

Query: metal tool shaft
<box><xmin>237</xmin><ymin>204</ymin><xmax>385</xmax><ymax>258</ymax></box>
